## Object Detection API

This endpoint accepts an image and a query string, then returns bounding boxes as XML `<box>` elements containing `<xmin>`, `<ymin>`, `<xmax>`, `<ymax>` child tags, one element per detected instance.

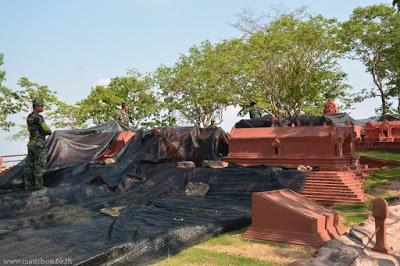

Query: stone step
<box><xmin>303</xmin><ymin>194</ymin><xmax>365</xmax><ymax>201</ymax></box>
<box><xmin>302</xmin><ymin>192</ymin><xmax>362</xmax><ymax>198</ymax></box>
<box><xmin>303</xmin><ymin>184</ymin><xmax>364</xmax><ymax>190</ymax></box>
<box><xmin>306</xmin><ymin>199</ymin><xmax>365</xmax><ymax>206</ymax></box>
<box><xmin>306</xmin><ymin>176</ymin><xmax>357</xmax><ymax>180</ymax></box>
<box><xmin>302</xmin><ymin>187</ymin><xmax>364</xmax><ymax>193</ymax></box>
<box><xmin>307</xmin><ymin>174</ymin><xmax>356</xmax><ymax>177</ymax></box>
<box><xmin>305</xmin><ymin>180</ymin><xmax>360</xmax><ymax>185</ymax></box>
<box><xmin>305</xmin><ymin>178</ymin><xmax>361</xmax><ymax>183</ymax></box>
<box><xmin>308</xmin><ymin>171</ymin><xmax>355</xmax><ymax>176</ymax></box>
<box><xmin>304</xmin><ymin>181</ymin><xmax>361</xmax><ymax>186</ymax></box>
<box><xmin>302</xmin><ymin>189</ymin><xmax>364</xmax><ymax>195</ymax></box>
<box><xmin>302</xmin><ymin>189</ymin><xmax>364</xmax><ymax>196</ymax></box>
<box><xmin>306</xmin><ymin>175</ymin><xmax>359</xmax><ymax>179</ymax></box>
<box><xmin>303</xmin><ymin>182</ymin><xmax>362</xmax><ymax>188</ymax></box>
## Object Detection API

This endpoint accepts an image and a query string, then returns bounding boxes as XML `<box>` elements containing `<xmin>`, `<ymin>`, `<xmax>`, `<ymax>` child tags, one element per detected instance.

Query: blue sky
<box><xmin>0</xmin><ymin>0</ymin><xmax>391</xmax><ymax>156</ymax></box>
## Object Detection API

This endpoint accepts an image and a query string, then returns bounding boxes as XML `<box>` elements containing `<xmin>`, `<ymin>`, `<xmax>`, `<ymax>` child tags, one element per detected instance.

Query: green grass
<box><xmin>153</xmin><ymin>229</ymin><xmax>314</xmax><ymax>266</ymax></box>
<box><xmin>156</xmin><ymin>155</ymin><xmax>400</xmax><ymax>265</ymax></box>
<box><xmin>364</xmin><ymin>167</ymin><xmax>400</xmax><ymax>196</ymax></box>
<box><xmin>154</xmin><ymin>247</ymin><xmax>274</xmax><ymax>266</ymax></box>
<box><xmin>333</xmin><ymin>167</ymin><xmax>400</xmax><ymax>226</ymax></box>
<box><xmin>356</xmin><ymin>150</ymin><xmax>400</xmax><ymax>161</ymax></box>
<box><xmin>333</xmin><ymin>201</ymin><xmax>371</xmax><ymax>226</ymax></box>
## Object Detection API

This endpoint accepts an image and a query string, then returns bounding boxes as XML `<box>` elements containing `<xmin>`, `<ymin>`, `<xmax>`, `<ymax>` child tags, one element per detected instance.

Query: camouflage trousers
<box><xmin>24</xmin><ymin>139</ymin><xmax>47</xmax><ymax>191</ymax></box>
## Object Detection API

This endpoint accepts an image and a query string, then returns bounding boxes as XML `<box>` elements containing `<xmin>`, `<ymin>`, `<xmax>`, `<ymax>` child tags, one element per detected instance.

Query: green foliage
<box><xmin>394</xmin><ymin>0</ymin><xmax>400</xmax><ymax>11</ymax></box>
<box><xmin>77</xmin><ymin>71</ymin><xmax>173</xmax><ymax>128</ymax></box>
<box><xmin>0</xmin><ymin>53</ymin><xmax>77</xmax><ymax>137</ymax></box>
<box><xmin>0</xmin><ymin>53</ymin><xmax>21</xmax><ymax>131</ymax></box>
<box><xmin>224</xmin><ymin>15</ymin><xmax>351</xmax><ymax>117</ymax></box>
<box><xmin>47</xmin><ymin>101</ymin><xmax>83</xmax><ymax>129</ymax></box>
<box><xmin>16</xmin><ymin>77</ymin><xmax>60</xmax><ymax>113</ymax></box>
<box><xmin>9</xmin><ymin>77</ymin><xmax>70</xmax><ymax>140</ymax></box>
<box><xmin>156</xmin><ymin>41</ymin><xmax>235</xmax><ymax>127</ymax></box>
<box><xmin>341</xmin><ymin>4</ymin><xmax>400</xmax><ymax>117</ymax></box>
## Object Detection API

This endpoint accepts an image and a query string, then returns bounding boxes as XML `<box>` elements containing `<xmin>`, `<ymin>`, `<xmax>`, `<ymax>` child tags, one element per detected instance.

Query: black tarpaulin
<box><xmin>0</xmin><ymin>119</ymin><xmax>308</xmax><ymax>265</ymax></box>
<box><xmin>0</xmin><ymin>124</ymin><xmax>229</xmax><ymax>189</ymax></box>
<box><xmin>234</xmin><ymin>113</ymin><xmax>356</xmax><ymax>128</ymax></box>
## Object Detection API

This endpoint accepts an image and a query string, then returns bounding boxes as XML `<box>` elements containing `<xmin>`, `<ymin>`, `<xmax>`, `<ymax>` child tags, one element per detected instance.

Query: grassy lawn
<box><xmin>356</xmin><ymin>150</ymin><xmax>400</xmax><ymax>161</ymax></box>
<box><xmin>155</xmin><ymin>155</ymin><xmax>400</xmax><ymax>266</ymax></box>
<box><xmin>154</xmin><ymin>229</ymin><xmax>314</xmax><ymax>266</ymax></box>
<box><xmin>333</xmin><ymin>167</ymin><xmax>400</xmax><ymax>226</ymax></box>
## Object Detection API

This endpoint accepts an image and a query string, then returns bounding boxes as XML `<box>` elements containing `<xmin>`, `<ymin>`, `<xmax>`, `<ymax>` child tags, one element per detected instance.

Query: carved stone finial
<box><xmin>372</xmin><ymin>198</ymin><xmax>389</xmax><ymax>253</ymax></box>
<box><xmin>323</xmin><ymin>99</ymin><xmax>339</xmax><ymax>116</ymax></box>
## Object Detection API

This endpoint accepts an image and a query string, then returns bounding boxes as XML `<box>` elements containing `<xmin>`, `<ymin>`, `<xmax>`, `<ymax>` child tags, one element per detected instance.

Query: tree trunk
<box><xmin>381</xmin><ymin>94</ymin><xmax>387</xmax><ymax>118</ymax></box>
<box><xmin>371</xmin><ymin>64</ymin><xmax>387</xmax><ymax>118</ymax></box>
<box><xmin>397</xmin><ymin>92</ymin><xmax>400</xmax><ymax>116</ymax></box>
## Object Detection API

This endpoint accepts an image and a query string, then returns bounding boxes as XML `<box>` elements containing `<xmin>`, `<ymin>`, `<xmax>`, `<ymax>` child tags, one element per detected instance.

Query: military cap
<box><xmin>32</xmin><ymin>99</ymin><xmax>44</xmax><ymax>106</ymax></box>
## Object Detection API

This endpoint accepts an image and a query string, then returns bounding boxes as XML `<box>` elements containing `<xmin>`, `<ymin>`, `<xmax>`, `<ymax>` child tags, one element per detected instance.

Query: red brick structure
<box><xmin>323</xmin><ymin>99</ymin><xmax>339</xmax><ymax>116</ymax></box>
<box><xmin>224</xmin><ymin>125</ymin><xmax>358</xmax><ymax>171</ymax></box>
<box><xmin>0</xmin><ymin>156</ymin><xmax>3</xmax><ymax>175</ymax></box>
<box><xmin>243</xmin><ymin>190</ymin><xmax>346</xmax><ymax>247</ymax></box>
<box><xmin>224</xmin><ymin>116</ymin><xmax>368</xmax><ymax>204</ymax></box>
<box><xmin>0</xmin><ymin>156</ymin><xmax>12</xmax><ymax>176</ymax></box>
<box><xmin>364</xmin><ymin>120</ymin><xmax>400</xmax><ymax>143</ymax></box>
<box><xmin>360</xmin><ymin>120</ymin><xmax>400</xmax><ymax>152</ymax></box>
<box><xmin>97</xmin><ymin>131</ymin><xmax>135</xmax><ymax>162</ymax></box>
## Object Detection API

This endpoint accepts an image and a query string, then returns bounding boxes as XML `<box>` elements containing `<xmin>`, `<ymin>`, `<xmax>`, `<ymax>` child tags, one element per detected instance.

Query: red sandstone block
<box><xmin>243</xmin><ymin>189</ymin><xmax>346</xmax><ymax>248</ymax></box>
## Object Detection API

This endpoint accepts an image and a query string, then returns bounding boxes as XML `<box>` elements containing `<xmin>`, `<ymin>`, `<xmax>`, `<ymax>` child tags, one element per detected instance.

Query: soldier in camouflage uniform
<box><xmin>116</xmin><ymin>103</ymin><xmax>129</xmax><ymax>126</ymax></box>
<box><xmin>24</xmin><ymin>99</ymin><xmax>52</xmax><ymax>191</ymax></box>
<box><xmin>248</xmin><ymin>101</ymin><xmax>263</xmax><ymax>119</ymax></box>
<box><xmin>208</xmin><ymin>119</ymin><xmax>217</xmax><ymax>128</ymax></box>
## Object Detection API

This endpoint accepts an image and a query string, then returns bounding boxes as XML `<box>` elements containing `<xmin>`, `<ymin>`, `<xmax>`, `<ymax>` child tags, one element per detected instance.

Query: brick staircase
<box><xmin>301</xmin><ymin>171</ymin><xmax>367</xmax><ymax>206</ymax></box>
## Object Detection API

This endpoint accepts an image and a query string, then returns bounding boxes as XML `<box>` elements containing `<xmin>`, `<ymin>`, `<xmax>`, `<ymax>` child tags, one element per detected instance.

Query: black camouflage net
<box><xmin>0</xmin><ymin>123</ymin><xmax>306</xmax><ymax>265</ymax></box>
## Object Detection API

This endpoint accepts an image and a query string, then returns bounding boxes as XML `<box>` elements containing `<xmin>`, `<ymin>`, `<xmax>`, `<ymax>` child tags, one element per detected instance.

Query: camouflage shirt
<box><xmin>27</xmin><ymin>111</ymin><xmax>48</xmax><ymax>140</ymax></box>
<box><xmin>116</xmin><ymin>109</ymin><xmax>129</xmax><ymax>126</ymax></box>
<box><xmin>249</xmin><ymin>106</ymin><xmax>263</xmax><ymax>119</ymax></box>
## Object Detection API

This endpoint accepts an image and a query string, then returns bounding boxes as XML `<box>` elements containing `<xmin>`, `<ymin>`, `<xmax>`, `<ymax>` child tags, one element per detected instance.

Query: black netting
<box><xmin>0</xmin><ymin>122</ymin><xmax>306</xmax><ymax>265</ymax></box>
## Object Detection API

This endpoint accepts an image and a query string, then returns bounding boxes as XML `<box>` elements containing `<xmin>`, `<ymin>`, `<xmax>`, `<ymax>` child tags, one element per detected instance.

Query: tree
<box><xmin>156</xmin><ymin>41</ymin><xmax>235</xmax><ymax>127</ymax></box>
<box><xmin>341</xmin><ymin>4</ymin><xmax>400</xmax><ymax>117</ymax></box>
<box><xmin>9</xmin><ymin>77</ymin><xmax>68</xmax><ymax>140</ymax></box>
<box><xmin>77</xmin><ymin>71</ymin><xmax>172</xmax><ymax>128</ymax></box>
<box><xmin>0</xmin><ymin>53</ymin><xmax>21</xmax><ymax>131</ymax></box>
<box><xmin>225</xmin><ymin>14</ymin><xmax>351</xmax><ymax>117</ymax></box>
<box><xmin>394</xmin><ymin>0</ymin><xmax>400</xmax><ymax>12</ymax></box>
<box><xmin>0</xmin><ymin>53</ymin><xmax>74</xmax><ymax>137</ymax></box>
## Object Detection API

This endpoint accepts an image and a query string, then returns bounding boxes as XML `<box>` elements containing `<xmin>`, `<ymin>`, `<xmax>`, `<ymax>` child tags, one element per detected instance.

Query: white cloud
<box><xmin>220</xmin><ymin>106</ymin><xmax>243</xmax><ymax>132</ymax></box>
